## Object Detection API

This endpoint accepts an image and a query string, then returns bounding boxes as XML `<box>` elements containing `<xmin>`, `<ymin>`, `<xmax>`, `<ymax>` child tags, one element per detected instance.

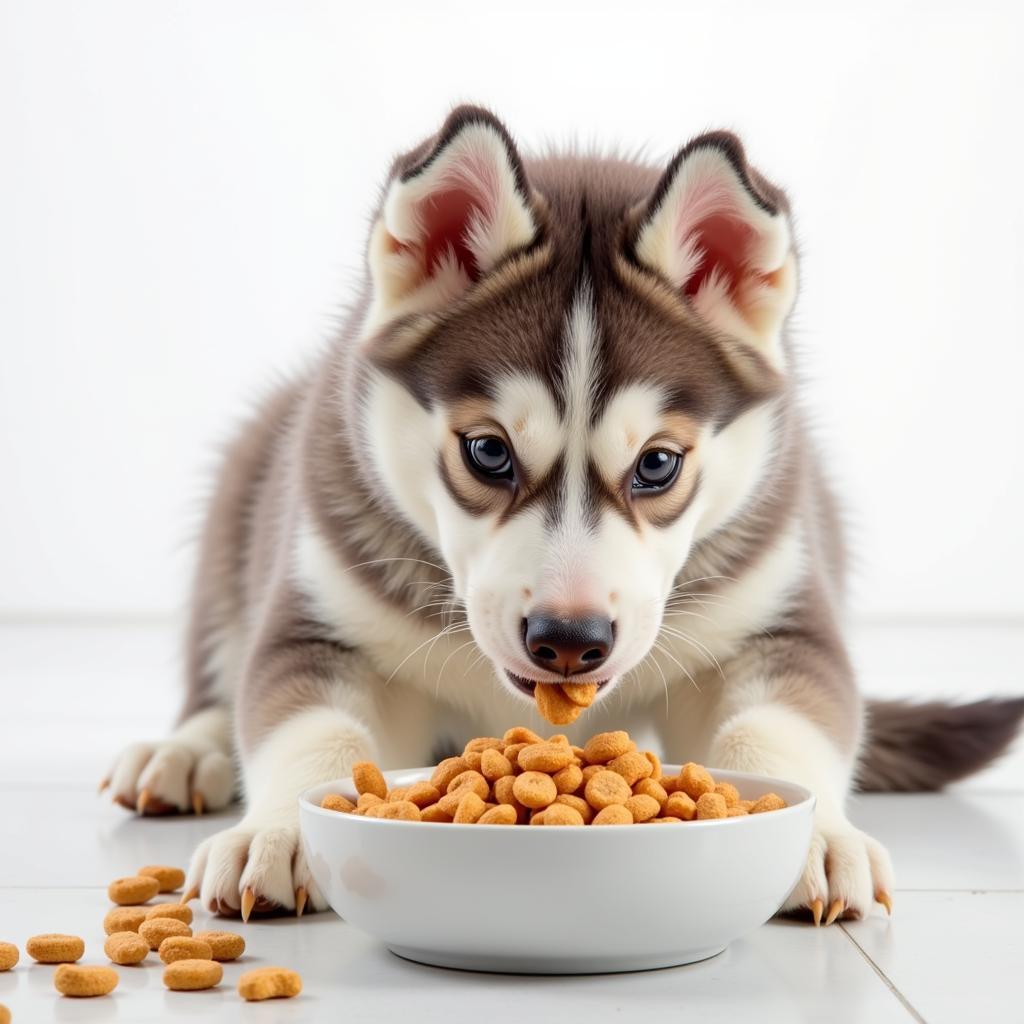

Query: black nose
<box><xmin>523</xmin><ymin>613</ymin><xmax>614</xmax><ymax>676</ymax></box>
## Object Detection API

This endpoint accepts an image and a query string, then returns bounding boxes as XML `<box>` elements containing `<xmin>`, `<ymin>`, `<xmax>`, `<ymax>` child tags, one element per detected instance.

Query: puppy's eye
<box><xmin>632</xmin><ymin>449</ymin><xmax>682</xmax><ymax>493</ymax></box>
<box><xmin>464</xmin><ymin>436</ymin><xmax>515</xmax><ymax>482</ymax></box>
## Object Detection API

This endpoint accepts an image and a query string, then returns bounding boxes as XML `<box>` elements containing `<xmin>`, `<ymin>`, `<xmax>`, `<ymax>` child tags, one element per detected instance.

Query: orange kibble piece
<box><xmin>535</xmin><ymin>683</ymin><xmax>583</xmax><ymax>725</ymax></box>
<box><xmin>541</xmin><ymin>802</ymin><xmax>585</xmax><ymax>826</ymax></box>
<box><xmin>665</xmin><ymin>791</ymin><xmax>697</xmax><ymax>820</ymax></box>
<box><xmin>518</xmin><ymin>742</ymin><xmax>574</xmax><ymax>773</ymax></box>
<box><xmin>592</xmin><ymin>805</ymin><xmax>633</xmax><ymax>825</ymax></box>
<box><xmin>512</xmin><ymin>771</ymin><xmax>558</xmax><ymax>810</ymax></box>
<box><xmin>584</xmin><ymin>770</ymin><xmax>632</xmax><ymax>810</ymax></box>
<box><xmin>352</xmin><ymin>761</ymin><xmax>388</xmax><ymax>800</ymax></box>
<box><xmin>552</xmin><ymin>763</ymin><xmax>583</xmax><ymax>794</ymax></box>
<box><xmin>678</xmin><ymin>762</ymin><xmax>716</xmax><ymax>800</ymax></box>
<box><xmin>696</xmin><ymin>792</ymin><xmax>728</xmax><ymax>819</ymax></box>
<box><xmin>714</xmin><ymin>782</ymin><xmax>740</xmax><ymax>806</ymax></box>
<box><xmin>480</xmin><ymin>748</ymin><xmax>514</xmax><ymax>781</ymax></box>
<box><xmin>431</xmin><ymin>756</ymin><xmax>471</xmax><ymax>790</ymax></box>
<box><xmin>446</xmin><ymin>770</ymin><xmax>490</xmax><ymax>800</ymax></box>
<box><xmin>404</xmin><ymin>781</ymin><xmax>442</xmax><ymax>808</ymax></box>
<box><xmin>607</xmin><ymin>750</ymin><xmax>654</xmax><ymax>786</ymax></box>
<box><xmin>356</xmin><ymin>793</ymin><xmax>384</xmax><ymax>813</ymax></box>
<box><xmin>453</xmin><ymin>792</ymin><xmax>488</xmax><ymax>824</ymax></box>
<box><xmin>477</xmin><ymin>804</ymin><xmax>518</xmax><ymax>825</ymax></box>
<box><xmin>583</xmin><ymin>731</ymin><xmax>633</xmax><ymax>764</ymax></box>
<box><xmin>623</xmin><ymin>794</ymin><xmax>661</xmax><ymax>822</ymax></box>
<box><xmin>321</xmin><ymin>793</ymin><xmax>356</xmax><ymax>814</ymax></box>
<box><xmin>420</xmin><ymin>803</ymin><xmax>453</xmax><ymax>823</ymax></box>
<box><xmin>643</xmin><ymin>751</ymin><xmax>663</xmax><ymax>780</ymax></box>
<box><xmin>726</xmin><ymin>806</ymin><xmax>749</xmax><ymax>817</ymax></box>
<box><xmin>554</xmin><ymin>793</ymin><xmax>593</xmax><ymax>823</ymax></box>
<box><xmin>752</xmin><ymin>792</ymin><xmax>787</xmax><ymax>813</ymax></box>
<box><xmin>502</xmin><ymin>726</ymin><xmax>543</xmax><ymax>744</ymax></box>
<box><xmin>633</xmin><ymin>778</ymin><xmax>668</xmax><ymax>808</ymax></box>
<box><xmin>560</xmin><ymin>682</ymin><xmax>598</xmax><ymax>707</ymax></box>
<box><xmin>366</xmin><ymin>801</ymin><xmax>421</xmax><ymax>821</ymax></box>
<box><xmin>464</xmin><ymin>736</ymin><xmax>504</xmax><ymax>754</ymax></box>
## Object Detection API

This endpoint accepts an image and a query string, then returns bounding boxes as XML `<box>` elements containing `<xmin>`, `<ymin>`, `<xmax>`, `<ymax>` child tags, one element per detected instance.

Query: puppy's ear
<box><xmin>633</xmin><ymin>133</ymin><xmax>796</xmax><ymax>367</ymax></box>
<box><xmin>367</xmin><ymin>106</ymin><xmax>539</xmax><ymax>329</ymax></box>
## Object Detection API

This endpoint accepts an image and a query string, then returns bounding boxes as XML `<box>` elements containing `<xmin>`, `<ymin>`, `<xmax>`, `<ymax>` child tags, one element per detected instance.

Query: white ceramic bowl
<box><xmin>299</xmin><ymin>765</ymin><xmax>814</xmax><ymax>974</ymax></box>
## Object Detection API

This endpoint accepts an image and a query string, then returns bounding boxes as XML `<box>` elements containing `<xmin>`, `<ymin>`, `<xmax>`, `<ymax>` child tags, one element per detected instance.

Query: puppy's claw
<box><xmin>136</xmin><ymin>788</ymin><xmax>152</xmax><ymax>815</ymax></box>
<box><xmin>240</xmin><ymin>886</ymin><xmax>256</xmax><ymax>923</ymax></box>
<box><xmin>295</xmin><ymin>886</ymin><xmax>307</xmax><ymax>918</ymax></box>
<box><xmin>192</xmin><ymin>791</ymin><xmax>205</xmax><ymax>816</ymax></box>
<box><xmin>810</xmin><ymin>898</ymin><xmax>824</xmax><ymax>927</ymax></box>
<box><xmin>825</xmin><ymin>898</ymin><xmax>845</xmax><ymax>926</ymax></box>
<box><xmin>875</xmin><ymin>890</ymin><xmax>893</xmax><ymax>916</ymax></box>
<box><xmin>180</xmin><ymin>884</ymin><xmax>199</xmax><ymax>905</ymax></box>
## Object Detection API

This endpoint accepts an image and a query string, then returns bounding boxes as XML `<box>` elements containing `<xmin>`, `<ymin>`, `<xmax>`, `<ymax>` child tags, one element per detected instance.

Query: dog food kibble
<box><xmin>534</xmin><ymin>682</ymin><xmax>583</xmax><ymax>724</ymax></box>
<box><xmin>146</xmin><ymin>902</ymin><xmax>193</xmax><ymax>925</ymax></box>
<box><xmin>104</xmin><ymin>930</ymin><xmax>150</xmax><ymax>965</ymax></box>
<box><xmin>321</xmin><ymin>793</ymin><xmax>356</xmax><ymax>813</ymax></box>
<box><xmin>752</xmin><ymin>792</ymin><xmax>787</xmax><ymax>814</ymax></box>
<box><xmin>159</xmin><ymin>937</ymin><xmax>213</xmax><ymax>964</ymax></box>
<box><xmin>193</xmin><ymin>930</ymin><xmax>246</xmax><ymax>961</ymax></box>
<box><xmin>163</xmin><ymin>958</ymin><xmax>223</xmax><ymax>991</ymax></box>
<box><xmin>54</xmin><ymin>964</ymin><xmax>119</xmax><ymax>998</ymax></box>
<box><xmin>319</xmin><ymin>729</ymin><xmax>787</xmax><ymax>827</ymax></box>
<box><xmin>139</xmin><ymin>917</ymin><xmax>191</xmax><ymax>950</ymax></box>
<box><xmin>237</xmin><ymin>966</ymin><xmax>303</xmax><ymax>1002</ymax></box>
<box><xmin>108</xmin><ymin>875</ymin><xmax>161</xmax><ymax>906</ymax></box>
<box><xmin>560</xmin><ymin>681</ymin><xmax>598</xmax><ymax>707</ymax></box>
<box><xmin>0</xmin><ymin>1003</ymin><xmax>8</xmax><ymax>1024</ymax></box>
<box><xmin>103</xmin><ymin>906</ymin><xmax>148</xmax><ymax>934</ymax></box>
<box><xmin>0</xmin><ymin>942</ymin><xmax>17</xmax><ymax>971</ymax></box>
<box><xmin>678</xmin><ymin>762</ymin><xmax>716</xmax><ymax>800</ymax></box>
<box><xmin>352</xmin><ymin>761</ymin><xmax>388</xmax><ymax>799</ymax></box>
<box><xmin>26</xmin><ymin>934</ymin><xmax>84</xmax><ymax>964</ymax></box>
<box><xmin>138</xmin><ymin>864</ymin><xmax>185</xmax><ymax>893</ymax></box>
<box><xmin>696</xmin><ymin>792</ymin><xmax>728</xmax><ymax>819</ymax></box>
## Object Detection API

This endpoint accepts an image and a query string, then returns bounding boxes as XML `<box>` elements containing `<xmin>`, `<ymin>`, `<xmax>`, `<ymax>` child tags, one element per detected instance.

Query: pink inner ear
<box><xmin>680</xmin><ymin>211</ymin><xmax>756</xmax><ymax>299</ymax></box>
<box><xmin>415</xmin><ymin>187</ymin><xmax>483</xmax><ymax>282</ymax></box>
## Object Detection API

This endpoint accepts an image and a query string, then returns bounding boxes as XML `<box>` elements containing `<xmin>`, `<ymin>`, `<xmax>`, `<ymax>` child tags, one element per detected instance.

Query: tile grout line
<box><xmin>838</xmin><ymin>924</ymin><xmax>928</xmax><ymax>1024</ymax></box>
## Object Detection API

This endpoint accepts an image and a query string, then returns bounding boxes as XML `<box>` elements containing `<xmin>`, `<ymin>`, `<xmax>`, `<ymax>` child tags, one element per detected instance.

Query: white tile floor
<box><xmin>0</xmin><ymin>621</ymin><xmax>1021</xmax><ymax>1022</ymax></box>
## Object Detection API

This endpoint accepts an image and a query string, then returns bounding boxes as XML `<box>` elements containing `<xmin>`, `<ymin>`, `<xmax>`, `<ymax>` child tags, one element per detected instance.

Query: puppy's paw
<box><xmin>185</xmin><ymin>816</ymin><xmax>328</xmax><ymax>919</ymax></box>
<box><xmin>781</xmin><ymin>817</ymin><xmax>894</xmax><ymax>925</ymax></box>
<box><xmin>103</xmin><ymin>741</ymin><xmax>235</xmax><ymax>816</ymax></box>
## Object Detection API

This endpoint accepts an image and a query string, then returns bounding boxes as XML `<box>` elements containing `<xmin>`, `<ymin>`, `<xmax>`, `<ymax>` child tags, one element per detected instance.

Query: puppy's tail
<box><xmin>857</xmin><ymin>696</ymin><xmax>1024</xmax><ymax>791</ymax></box>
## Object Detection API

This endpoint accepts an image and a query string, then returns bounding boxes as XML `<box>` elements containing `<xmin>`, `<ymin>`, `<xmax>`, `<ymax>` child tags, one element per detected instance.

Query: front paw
<box><xmin>103</xmin><ymin>741</ymin><xmax>235</xmax><ymax>816</ymax></box>
<box><xmin>185</xmin><ymin>815</ymin><xmax>329</xmax><ymax>920</ymax></box>
<box><xmin>781</xmin><ymin>817</ymin><xmax>894</xmax><ymax>925</ymax></box>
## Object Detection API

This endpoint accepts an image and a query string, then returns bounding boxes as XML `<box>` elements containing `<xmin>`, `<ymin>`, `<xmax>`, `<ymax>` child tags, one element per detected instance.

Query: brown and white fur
<box><xmin>105</xmin><ymin>106</ymin><xmax>1024</xmax><ymax>924</ymax></box>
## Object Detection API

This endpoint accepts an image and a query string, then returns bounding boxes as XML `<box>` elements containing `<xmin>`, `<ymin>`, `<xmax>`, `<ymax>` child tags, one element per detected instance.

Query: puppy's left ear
<box><xmin>367</xmin><ymin>105</ymin><xmax>540</xmax><ymax>329</ymax></box>
<box><xmin>632</xmin><ymin>132</ymin><xmax>796</xmax><ymax>368</ymax></box>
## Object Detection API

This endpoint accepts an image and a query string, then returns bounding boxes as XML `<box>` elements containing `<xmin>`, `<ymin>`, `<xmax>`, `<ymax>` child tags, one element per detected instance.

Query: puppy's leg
<box><xmin>104</xmin><ymin>608</ymin><xmax>241</xmax><ymax>816</ymax></box>
<box><xmin>105</xmin><ymin>705</ymin><xmax>235</xmax><ymax>816</ymax></box>
<box><xmin>704</xmin><ymin>643</ymin><xmax>894</xmax><ymax>924</ymax></box>
<box><xmin>185</xmin><ymin>638</ymin><xmax>409</xmax><ymax>918</ymax></box>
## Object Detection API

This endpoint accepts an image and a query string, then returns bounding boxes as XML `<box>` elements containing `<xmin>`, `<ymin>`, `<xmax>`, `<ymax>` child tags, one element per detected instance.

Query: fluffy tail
<box><xmin>857</xmin><ymin>696</ymin><xmax>1024</xmax><ymax>791</ymax></box>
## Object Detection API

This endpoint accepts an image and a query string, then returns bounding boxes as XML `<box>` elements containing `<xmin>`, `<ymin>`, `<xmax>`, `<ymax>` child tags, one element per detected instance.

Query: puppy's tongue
<box><xmin>535</xmin><ymin>682</ymin><xmax>598</xmax><ymax>725</ymax></box>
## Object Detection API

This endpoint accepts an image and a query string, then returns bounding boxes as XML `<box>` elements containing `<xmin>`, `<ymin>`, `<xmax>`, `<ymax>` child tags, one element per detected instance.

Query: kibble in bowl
<box><xmin>299</xmin><ymin>728</ymin><xmax>814</xmax><ymax>974</ymax></box>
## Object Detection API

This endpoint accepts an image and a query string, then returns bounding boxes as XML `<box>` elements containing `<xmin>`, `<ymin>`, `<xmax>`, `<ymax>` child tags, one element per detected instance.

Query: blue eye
<box><xmin>464</xmin><ymin>436</ymin><xmax>515</xmax><ymax>481</ymax></box>
<box><xmin>632</xmin><ymin>449</ymin><xmax>682</xmax><ymax>492</ymax></box>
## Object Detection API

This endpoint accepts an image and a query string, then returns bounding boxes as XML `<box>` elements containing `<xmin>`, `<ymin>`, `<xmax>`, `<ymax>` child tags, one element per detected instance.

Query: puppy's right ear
<box><xmin>367</xmin><ymin>106</ymin><xmax>540</xmax><ymax>330</ymax></box>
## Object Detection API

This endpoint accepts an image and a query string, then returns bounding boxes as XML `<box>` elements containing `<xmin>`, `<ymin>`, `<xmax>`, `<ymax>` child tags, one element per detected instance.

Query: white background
<box><xmin>1</xmin><ymin>0</ymin><xmax>1022</xmax><ymax>621</ymax></box>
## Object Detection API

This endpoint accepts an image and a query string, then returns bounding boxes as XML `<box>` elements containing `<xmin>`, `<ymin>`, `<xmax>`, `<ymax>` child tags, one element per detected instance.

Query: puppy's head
<box><xmin>359</xmin><ymin>106</ymin><xmax>796</xmax><ymax>705</ymax></box>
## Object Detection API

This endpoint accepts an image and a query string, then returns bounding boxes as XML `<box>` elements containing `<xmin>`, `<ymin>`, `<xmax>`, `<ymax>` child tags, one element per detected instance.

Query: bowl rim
<box><xmin>299</xmin><ymin>765</ymin><xmax>815</xmax><ymax>832</ymax></box>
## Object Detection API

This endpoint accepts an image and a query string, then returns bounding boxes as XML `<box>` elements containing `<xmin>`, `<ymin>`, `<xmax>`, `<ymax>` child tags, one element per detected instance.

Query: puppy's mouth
<box><xmin>505</xmin><ymin>672</ymin><xmax>611</xmax><ymax>698</ymax></box>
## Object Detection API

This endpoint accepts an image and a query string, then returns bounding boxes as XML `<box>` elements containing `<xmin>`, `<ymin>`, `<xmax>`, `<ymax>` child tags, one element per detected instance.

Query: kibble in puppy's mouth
<box><xmin>505</xmin><ymin>673</ymin><xmax>610</xmax><ymax>697</ymax></box>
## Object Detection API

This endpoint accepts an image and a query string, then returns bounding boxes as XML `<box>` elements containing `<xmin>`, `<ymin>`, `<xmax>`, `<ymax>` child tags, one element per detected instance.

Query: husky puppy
<box><xmin>105</xmin><ymin>106</ymin><xmax>1024</xmax><ymax>923</ymax></box>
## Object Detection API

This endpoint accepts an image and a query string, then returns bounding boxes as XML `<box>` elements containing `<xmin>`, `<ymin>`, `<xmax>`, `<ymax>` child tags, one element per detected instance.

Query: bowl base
<box><xmin>387</xmin><ymin>943</ymin><xmax>728</xmax><ymax>975</ymax></box>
